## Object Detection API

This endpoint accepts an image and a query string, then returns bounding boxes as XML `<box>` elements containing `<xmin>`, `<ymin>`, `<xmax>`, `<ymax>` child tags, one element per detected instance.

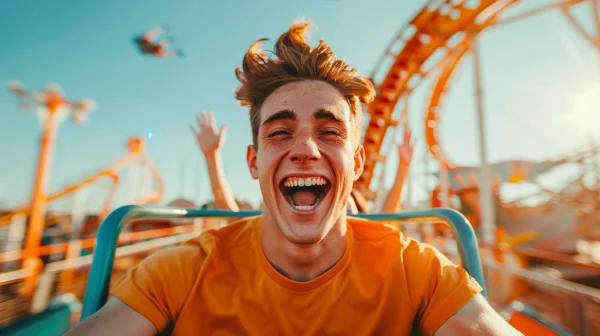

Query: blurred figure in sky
<box><xmin>133</xmin><ymin>25</ymin><xmax>184</xmax><ymax>58</ymax></box>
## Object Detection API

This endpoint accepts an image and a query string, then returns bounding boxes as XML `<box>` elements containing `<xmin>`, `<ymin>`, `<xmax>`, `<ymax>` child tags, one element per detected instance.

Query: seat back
<box><xmin>80</xmin><ymin>206</ymin><xmax>485</xmax><ymax>320</ymax></box>
<box><xmin>1</xmin><ymin>294</ymin><xmax>80</xmax><ymax>336</ymax></box>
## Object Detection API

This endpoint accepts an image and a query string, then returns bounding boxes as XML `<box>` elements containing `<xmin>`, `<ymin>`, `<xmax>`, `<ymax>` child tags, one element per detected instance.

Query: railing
<box><xmin>80</xmin><ymin>206</ymin><xmax>485</xmax><ymax>319</ymax></box>
<box><xmin>0</xmin><ymin>218</ymin><xmax>215</xmax><ymax>326</ymax></box>
<box><xmin>0</xmin><ymin>222</ymin><xmax>203</xmax><ymax>265</ymax></box>
<box><xmin>484</xmin><ymin>260</ymin><xmax>600</xmax><ymax>336</ymax></box>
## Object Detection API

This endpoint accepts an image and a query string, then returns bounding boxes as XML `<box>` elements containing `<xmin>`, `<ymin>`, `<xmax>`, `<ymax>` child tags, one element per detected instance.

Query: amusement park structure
<box><xmin>5</xmin><ymin>81</ymin><xmax>96</xmax><ymax>294</ymax></box>
<box><xmin>354</xmin><ymin>2</ymin><xmax>600</xmax><ymax>330</ymax></box>
<box><xmin>3</xmin><ymin>80</ymin><xmax>165</xmax><ymax>297</ymax></box>
<box><xmin>355</xmin><ymin>0</ymin><xmax>600</xmax><ymax>246</ymax></box>
<box><xmin>0</xmin><ymin>137</ymin><xmax>164</xmax><ymax>232</ymax></box>
<box><xmin>430</xmin><ymin>147</ymin><xmax>600</xmax><ymax>252</ymax></box>
<box><xmin>0</xmin><ymin>115</ymin><xmax>165</xmax><ymax>325</ymax></box>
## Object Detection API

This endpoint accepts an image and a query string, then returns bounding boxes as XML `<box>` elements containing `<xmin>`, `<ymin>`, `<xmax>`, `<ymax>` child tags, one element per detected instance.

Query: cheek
<box><xmin>323</xmin><ymin>147</ymin><xmax>356</xmax><ymax>189</ymax></box>
<box><xmin>257</xmin><ymin>146</ymin><xmax>285</xmax><ymax>178</ymax></box>
<box><xmin>323</xmin><ymin>144</ymin><xmax>355</xmax><ymax>170</ymax></box>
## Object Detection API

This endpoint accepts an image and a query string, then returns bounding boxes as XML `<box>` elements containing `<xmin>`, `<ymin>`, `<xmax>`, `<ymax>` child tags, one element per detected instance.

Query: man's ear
<box><xmin>353</xmin><ymin>145</ymin><xmax>365</xmax><ymax>181</ymax></box>
<box><xmin>246</xmin><ymin>145</ymin><xmax>259</xmax><ymax>180</ymax></box>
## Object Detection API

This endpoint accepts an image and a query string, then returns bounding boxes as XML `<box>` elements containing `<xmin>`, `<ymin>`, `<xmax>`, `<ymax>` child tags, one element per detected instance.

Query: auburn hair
<box><xmin>235</xmin><ymin>22</ymin><xmax>376</xmax><ymax>147</ymax></box>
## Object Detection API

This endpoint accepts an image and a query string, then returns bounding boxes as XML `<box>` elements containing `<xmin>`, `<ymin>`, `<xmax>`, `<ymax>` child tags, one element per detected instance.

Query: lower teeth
<box><xmin>288</xmin><ymin>197</ymin><xmax>321</xmax><ymax>211</ymax></box>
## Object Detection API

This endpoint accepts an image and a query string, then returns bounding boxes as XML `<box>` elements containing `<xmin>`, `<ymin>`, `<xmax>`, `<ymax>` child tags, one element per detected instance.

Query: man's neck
<box><xmin>260</xmin><ymin>216</ymin><xmax>347</xmax><ymax>282</ymax></box>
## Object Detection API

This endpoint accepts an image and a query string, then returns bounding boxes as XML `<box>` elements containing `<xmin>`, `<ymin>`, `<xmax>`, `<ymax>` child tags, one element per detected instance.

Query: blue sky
<box><xmin>0</xmin><ymin>0</ymin><xmax>598</xmax><ymax>212</ymax></box>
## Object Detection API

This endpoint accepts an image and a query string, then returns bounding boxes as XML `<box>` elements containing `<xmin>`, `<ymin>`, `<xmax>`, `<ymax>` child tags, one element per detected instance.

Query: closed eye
<box><xmin>268</xmin><ymin>130</ymin><xmax>291</xmax><ymax>137</ymax></box>
<box><xmin>321</xmin><ymin>130</ymin><xmax>343</xmax><ymax>137</ymax></box>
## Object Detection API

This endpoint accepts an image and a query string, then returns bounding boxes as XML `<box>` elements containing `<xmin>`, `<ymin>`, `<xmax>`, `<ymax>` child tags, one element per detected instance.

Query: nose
<box><xmin>290</xmin><ymin>133</ymin><xmax>320</xmax><ymax>163</ymax></box>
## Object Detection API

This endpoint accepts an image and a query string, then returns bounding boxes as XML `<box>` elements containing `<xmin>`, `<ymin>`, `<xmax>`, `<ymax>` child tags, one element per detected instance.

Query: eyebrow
<box><xmin>262</xmin><ymin>109</ymin><xmax>296</xmax><ymax>126</ymax></box>
<box><xmin>314</xmin><ymin>108</ymin><xmax>344</xmax><ymax>123</ymax></box>
<box><xmin>262</xmin><ymin>108</ymin><xmax>344</xmax><ymax>126</ymax></box>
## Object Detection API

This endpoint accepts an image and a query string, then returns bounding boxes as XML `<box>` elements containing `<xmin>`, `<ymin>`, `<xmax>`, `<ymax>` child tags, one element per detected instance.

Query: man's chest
<box><xmin>172</xmin><ymin>271</ymin><xmax>415</xmax><ymax>335</ymax></box>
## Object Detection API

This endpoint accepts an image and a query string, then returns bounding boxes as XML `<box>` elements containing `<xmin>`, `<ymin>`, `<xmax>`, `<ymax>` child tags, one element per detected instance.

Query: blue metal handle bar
<box><xmin>81</xmin><ymin>205</ymin><xmax>485</xmax><ymax>320</ymax></box>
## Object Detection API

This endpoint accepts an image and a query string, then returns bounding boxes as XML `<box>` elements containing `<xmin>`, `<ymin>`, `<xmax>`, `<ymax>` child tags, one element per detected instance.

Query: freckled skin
<box><xmin>246</xmin><ymin>81</ymin><xmax>365</xmax><ymax>246</ymax></box>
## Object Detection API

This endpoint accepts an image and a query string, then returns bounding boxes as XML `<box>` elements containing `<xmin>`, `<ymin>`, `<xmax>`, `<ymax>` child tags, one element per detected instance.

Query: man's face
<box><xmin>246</xmin><ymin>80</ymin><xmax>365</xmax><ymax>244</ymax></box>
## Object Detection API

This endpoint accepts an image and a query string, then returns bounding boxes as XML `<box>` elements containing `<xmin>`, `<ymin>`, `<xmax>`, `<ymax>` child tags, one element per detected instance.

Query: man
<box><xmin>67</xmin><ymin>23</ymin><xmax>521</xmax><ymax>335</ymax></box>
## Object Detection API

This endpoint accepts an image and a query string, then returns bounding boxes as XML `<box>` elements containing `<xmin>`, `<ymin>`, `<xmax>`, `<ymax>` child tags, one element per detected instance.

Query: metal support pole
<box><xmin>590</xmin><ymin>135</ymin><xmax>599</xmax><ymax>212</ymax></box>
<box><xmin>470</xmin><ymin>32</ymin><xmax>496</xmax><ymax>245</ymax></box>
<box><xmin>439</xmin><ymin>162</ymin><xmax>450</xmax><ymax>208</ymax></box>
<box><xmin>23</xmin><ymin>109</ymin><xmax>57</xmax><ymax>262</ymax></box>
<box><xmin>21</xmin><ymin>108</ymin><xmax>58</xmax><ymax>294</ymax></box>
<box><xmin>423</xmin><ymin>142</ymin><xmax>431</xmax><ymax>209</ymax></box>
<box><xmin>591</xmin><ymin>0</ymin><xmax>600</xmax><ymax>43</ymax></box>
<box><xmin>561</xmin><ymin>8</ymin><xmax>600</xmax><ymax>51</ymax></box>
<box><xmin>403</xmin><ymin>112</ymin><xmax>412</xmax><ymax>210</ymax></box>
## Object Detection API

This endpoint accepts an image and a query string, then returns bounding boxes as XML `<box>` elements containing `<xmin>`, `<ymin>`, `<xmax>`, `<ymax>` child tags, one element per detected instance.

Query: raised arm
<box><xmin>379</xmin><ymin>127</ymin><xmax>415</xmax><ymax>213</ymax></box>
<box><xmin>64</xmin><ymin>297</ymin><xmax>156</xmax><ymax>336</ymax></box>
<box><xmin>190</xmin><ymin>111</ymin><xmax>239</xmax><ymax>212</ymax></box>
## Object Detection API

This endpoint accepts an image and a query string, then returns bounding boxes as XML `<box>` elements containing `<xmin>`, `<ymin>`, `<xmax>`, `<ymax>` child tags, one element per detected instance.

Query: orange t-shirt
<box><xmin>112</xmin><ymin>216</ymin><xmax>482</xmax><ymax>335</ymax></box>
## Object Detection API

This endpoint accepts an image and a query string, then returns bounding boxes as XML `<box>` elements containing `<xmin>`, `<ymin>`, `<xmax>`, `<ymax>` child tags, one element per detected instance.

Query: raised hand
<box><xmin>398</xmin><ymin>127</ymin><xmax>415</xmax><ymax>166</ymax></box>
<box><xmin>190</xmin><ymin>111</ymin><xmax>229</xmax><ymax>155</ymax></box>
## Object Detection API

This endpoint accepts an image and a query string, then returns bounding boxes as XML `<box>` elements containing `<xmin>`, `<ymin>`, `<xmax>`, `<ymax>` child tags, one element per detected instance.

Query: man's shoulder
<box><xmin>194</xmin><ymin>215</ymin><xmax>260</xmax><ymax>249</ymax></box>
<box><xmin>137</xmin><ymin>240</ymin><xmax>206</xmax><ymax>273</ymax></box>
<box><xmin>120</xmin><ymin>216</ymin><xmax>260</xmax><ymax>280</ymax></box>
<box><xmin>347</xmin><ymin>216</ymin><xmax>441</xmax><ymax>258</ymax></box>
<box><xmin>347</xmin><ymin>216</ymin><xmax>405</xmax><ymax>242</ymax></box>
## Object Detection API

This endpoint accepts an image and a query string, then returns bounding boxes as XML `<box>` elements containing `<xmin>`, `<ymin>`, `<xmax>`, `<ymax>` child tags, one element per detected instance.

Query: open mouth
<box><xmin>279</xmin><ymin>176</ymin><xmax>331</xmax><ymax>212</ymax></box>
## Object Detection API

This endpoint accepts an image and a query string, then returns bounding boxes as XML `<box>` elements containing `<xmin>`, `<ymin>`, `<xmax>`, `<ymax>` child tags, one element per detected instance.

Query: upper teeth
<box><xmin>283</xmin><ymin>177</ymin><xmax>327</xmax><ymax>187</ymax></box>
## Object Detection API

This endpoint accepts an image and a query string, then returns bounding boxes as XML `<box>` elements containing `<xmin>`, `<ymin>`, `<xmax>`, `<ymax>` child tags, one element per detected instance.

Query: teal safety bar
<box><xmin>80</xmin><ymin>206</ymin><xmax>485</xmax><ymax>320</ymax></box>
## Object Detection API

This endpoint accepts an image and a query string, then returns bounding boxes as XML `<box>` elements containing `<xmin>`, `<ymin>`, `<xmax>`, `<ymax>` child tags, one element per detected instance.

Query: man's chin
<box><xmin>281</xmin><ymin>224</ymin><xmax>326</xmax><ymax>245</ymax></box>
<box><xmin>272</xmin><ymin>194</ymin><xmax>343</xmax><ymax>242</ymax></box>
<box><xmin>275</xmin><ymin>208</ymin><xmax>324</xmax><ymax>243</ymax></box>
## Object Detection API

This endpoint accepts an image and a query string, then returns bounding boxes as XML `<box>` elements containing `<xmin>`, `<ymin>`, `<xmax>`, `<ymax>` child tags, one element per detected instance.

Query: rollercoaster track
<box><xmin>426</xmin><ymin>0</ymin><xmax>588</xmax><ymax>170</ymax></box>
<box><xmin>357</xmin><ymin>0</ymin><xmax>589</xmax><ymax>199</ymax></box>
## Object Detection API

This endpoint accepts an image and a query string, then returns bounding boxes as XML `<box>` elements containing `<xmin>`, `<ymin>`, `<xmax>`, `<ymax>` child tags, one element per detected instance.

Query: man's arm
<box><xmin>435</xmin><ymin>294</ymin><xmax>523</xmax><ymax>336</ymax></box>
<box><xmin>190</xmin><ymin>111</ymin><xmax>240</xmax><ymax>212</ymax></box>
<box><xmin>379</xmin><ymin>127</ymin><xmax>414</xmax><ymax>213</ymax></box>
<box><xmin>204</xmin><ymin>151</ymin><xmax>240</xmax><ymax>211</ymax></box>
<box><xmin>379</xmin><ymin>164</ymin><xmax>409</xmax><ymax>213</ymax></box>
<box><xmin>64</xmin><ymin>297</ymin><xmax>157</xmax><ymax>336</ymax></box>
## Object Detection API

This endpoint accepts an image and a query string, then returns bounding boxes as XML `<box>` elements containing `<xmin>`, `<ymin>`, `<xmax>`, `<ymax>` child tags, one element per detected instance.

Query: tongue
<box><xmin>292</xmin><ymin>190</ymin><xmax>317</xmax><ymax>206</ymax></box>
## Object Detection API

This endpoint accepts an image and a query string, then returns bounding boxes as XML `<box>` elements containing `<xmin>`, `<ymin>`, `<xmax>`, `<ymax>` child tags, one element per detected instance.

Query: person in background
<box><xmin>190</xmin><ymin>111</ymin><xmax>240</xmax><ymax>212</ymax></box>
<box><xmin>378</xmin><ymin>126</ymin><xmax>415</xmax><ymax>213</ymax></box>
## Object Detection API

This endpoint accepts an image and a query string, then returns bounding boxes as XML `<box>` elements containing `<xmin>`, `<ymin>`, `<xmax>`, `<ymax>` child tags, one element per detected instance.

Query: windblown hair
<box><xmin>235</xmin><ymin>22</ymin><xmax>376</xmax><ymax>147</ymax></box>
